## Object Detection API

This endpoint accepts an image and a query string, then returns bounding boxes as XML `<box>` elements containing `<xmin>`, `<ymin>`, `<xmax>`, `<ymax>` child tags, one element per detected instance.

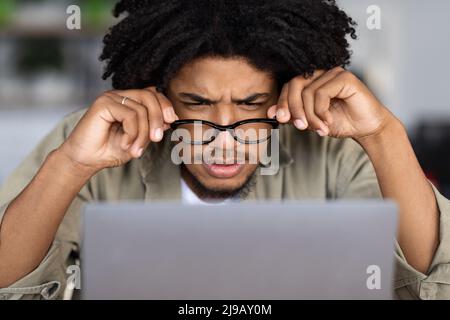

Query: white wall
<box><xmin>339</xmin><ymin>0</ymin><xmax>450</xmax><ymax>127</ymax></box>
<box><xmin>0</xmin><ymin>110</ymin><xmax>74</xmax><ymax>184</ymax></box>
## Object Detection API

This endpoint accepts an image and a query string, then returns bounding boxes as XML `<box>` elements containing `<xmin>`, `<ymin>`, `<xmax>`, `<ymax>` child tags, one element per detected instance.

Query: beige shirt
<box><xmin>0</xmin><ymin>108</ymin><xmax>449</xmax><ymax>300</ymax></box>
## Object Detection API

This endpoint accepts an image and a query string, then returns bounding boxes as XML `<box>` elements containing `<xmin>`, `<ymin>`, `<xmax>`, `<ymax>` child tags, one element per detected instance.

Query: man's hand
<box><xmin>269</xmin><ymin>67</ymin><xmax>441</xmax><ymax>274</ymax></box>
<box><xmin>268</xmin><ymin>67</ymin><xmax>394</xmax><ymax>140</ymax></box>
<box><xmin>58</xmin><ymin>86</ymin><xmax>178</xmax><ymax>175</ymax></box>
<box><xmin>0</xmin><ymin>86</ymin><xmax>180</xmax><ymax>287</ymax></box>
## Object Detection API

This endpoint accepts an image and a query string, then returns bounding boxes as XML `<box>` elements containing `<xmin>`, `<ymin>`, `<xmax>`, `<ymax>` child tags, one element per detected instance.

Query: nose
<box><xmin>206</xmin><ymin>103</ymin><xmax>237</xmax><ymax>146</ymax></box>
<box><xmin>210</xmin><ymin>129</ymin><xmax>235</xmax><ymax>149</ymax></box>
<box><xmin>211</xmin><ymin>103</ymin><xmax>237</xmax><ymax>126</ymax></box>
<box><xmin>203</xmin><ymin>97</ymin><xmax>247</xmax><ymax>147</ymax></box>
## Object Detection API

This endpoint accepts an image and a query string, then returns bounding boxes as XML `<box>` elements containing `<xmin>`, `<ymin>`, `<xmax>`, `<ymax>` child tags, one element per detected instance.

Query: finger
<box><xmin>314</xmin><ymin>71</ymin><xmax>355</xmax><ymax>123</ymax></box>
<box><xmin>306</xmin><ymin>68</ymin><xmax>345</xmax><ymax>126</ymax></box>
<box><xmin>275</xmin><ymin>70</ymin><xmax>325</xmax><ymax>127</ymax></box>
<box><xmin>288</xmin><ymin>70</ymin><xmax>328</xmax><ymax>130</ymax></box>
<box><xmin>301</xmin><ymin>69</ymin><xmax>344</xmax><ymax>135</ymax></box>
<box><xmin>315</xmin><ymin>89</ymin><xmax>335</xmax><ymax>127</ymax></box>
<box><xmin>137</xmin><ymin>90</ymin><xmax>165</xmax><ymax>141</ymax></box>
<box><xmin>100</xmin><ymin>98</ymin><xmax>140</xmax><ymax>153</ymax></box>
<box><xmin>107</xmin><ymin>93</ymin><xmax>150</xmax><ymax>157</ymax></box>
<box><xmin>115</xmin><ymin>89</ymin><xmax>165</xmax><ymax>142</ymax></box>
<box><xmin>302</xmin><ymin>84</ymin><xmax>330</xmax><ymax>136</ymax></box>
<box><xmin>287</xmin><ymin>79</ymin><xmax>308</xmax><ymax>130</ymax></box>
<box><xmin>267</xmin><ymin>105</ymin><xmax>278</xmax><ymax>119</ymax></box>
<box><xmin>147</xmin><ymin>87</ymin><xmax>179</xmax><ymax>124</ymax></box>
<box><xmin>275</xmin><ymin>83</ymin><xmax>291</xmax><ymax>123</ymax></box>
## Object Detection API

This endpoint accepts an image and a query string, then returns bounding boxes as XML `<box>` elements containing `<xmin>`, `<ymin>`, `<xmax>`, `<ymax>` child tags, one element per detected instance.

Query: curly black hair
<box><xmin>100</xmin><ymin>0</ymin><xmax>357</xmax><ymax>92</ymax></box>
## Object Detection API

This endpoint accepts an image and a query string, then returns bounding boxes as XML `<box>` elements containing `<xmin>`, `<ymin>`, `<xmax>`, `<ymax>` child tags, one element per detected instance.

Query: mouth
<box><xmin>202</xmin><ymin>162</ymin><xmax>244</xmax><ymax>179</ymax></box>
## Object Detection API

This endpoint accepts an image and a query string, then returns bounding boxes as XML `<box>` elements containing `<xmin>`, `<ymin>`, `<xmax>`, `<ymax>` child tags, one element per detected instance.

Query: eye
<box><xmin>239</xmin><ymin>102</ymin><xmax>263</xmax><ymax>109</ymax></box>
<box><xmin>182</xmin><ymin>101</ymin><xmax>209</xmax><ymax>108</ymax></box>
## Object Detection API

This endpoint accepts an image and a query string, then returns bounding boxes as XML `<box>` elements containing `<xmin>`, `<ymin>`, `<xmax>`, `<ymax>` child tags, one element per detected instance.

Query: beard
<box><xmin>180</xmin><ymin>163</ymin><xmax>258</xmax><ymax>201</ymax></box>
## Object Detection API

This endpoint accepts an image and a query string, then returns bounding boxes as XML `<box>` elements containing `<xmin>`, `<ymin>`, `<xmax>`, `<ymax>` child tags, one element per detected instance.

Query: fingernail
<box><xmin>294</xmin><ymin>119</ymin><xmax>307</xmax><ymax>130</ymax></box>
<box><xmin>170</xmin><ymin>108</ymin><xmax>178</xmax><ymax>120</ymax></box>
<box><xmin>163</xmin><ymin>109</ymin><xmax>173</xmax><ymax>121</ymax></box>
<box><xmin>316</xmin><ymin>129</ymin><xmax>327</xmax><ymax>137</ymax></box>
<box><xmin>136</xmin><ymin>148</ymin><xmax>144</xmax><ymax>157</ymax></box>
<box><xmin>276</xmin><ymin>109</ymin><xmax>286</xmax><ymax>119</ymax></box>
<box><xmin>154</xmin><ymin>128</ymin><xmax>163</xmax><ymax>141</ymax></box>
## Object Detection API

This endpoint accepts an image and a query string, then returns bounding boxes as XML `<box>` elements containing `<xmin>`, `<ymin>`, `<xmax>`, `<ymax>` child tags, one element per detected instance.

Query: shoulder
<box><xmin>57</xmin><ymin>108</ymin><xmax>89</xmax><ymax>138</ymax></box>
<box><xmin>280</xmin><ymin>124</ymin><xmax>366</xmax><ymax>163</ymax></box>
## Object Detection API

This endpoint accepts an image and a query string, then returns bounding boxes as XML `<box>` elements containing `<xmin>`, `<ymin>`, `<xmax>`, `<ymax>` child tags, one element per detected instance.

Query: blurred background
<box><xmin>0</xmin><ymin>0</ymin><xmax>449</xmax><ymax>196</ymax></box>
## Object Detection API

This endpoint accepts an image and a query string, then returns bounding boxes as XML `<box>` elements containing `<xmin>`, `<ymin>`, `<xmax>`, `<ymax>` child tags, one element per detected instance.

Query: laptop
<box><xmin>81</xmin><ymin>201</ymin><xmax>397</xmax><ymax>300</ymax></box>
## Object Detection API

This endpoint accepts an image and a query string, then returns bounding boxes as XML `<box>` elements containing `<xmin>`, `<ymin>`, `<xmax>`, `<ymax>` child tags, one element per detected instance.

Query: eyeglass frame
<box><xmin>170</xmin><ymin>118</ymin><xmax>279</xmax><ymax>145</ymax></box>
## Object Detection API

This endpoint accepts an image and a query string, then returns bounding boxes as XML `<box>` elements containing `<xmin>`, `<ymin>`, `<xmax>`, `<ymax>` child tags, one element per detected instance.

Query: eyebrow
<box><xmin>178</xmin><ymin>92</ymin><xmax>270</xmax><ymax>104</ymax></box>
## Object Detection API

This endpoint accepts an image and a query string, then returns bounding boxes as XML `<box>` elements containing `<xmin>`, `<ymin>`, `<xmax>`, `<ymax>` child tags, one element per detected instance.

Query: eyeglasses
<box><xmin>170</xmin><ymin>118</ymin><xmax>279</xmax><ymax>145</ymax></box>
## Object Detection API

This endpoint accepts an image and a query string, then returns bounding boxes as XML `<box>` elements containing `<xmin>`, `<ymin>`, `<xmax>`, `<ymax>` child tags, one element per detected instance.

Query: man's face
<box><xmin>165</xmin><ymin>56</ymin><xmax>278</xmax><ymax>197</ymax></box>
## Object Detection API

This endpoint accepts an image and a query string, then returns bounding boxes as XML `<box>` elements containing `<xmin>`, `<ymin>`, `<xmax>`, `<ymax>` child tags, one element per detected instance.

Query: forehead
<box><xmin>168</xmin><ymin>56</ymin><xmax>275</xmax><ymax>97</ymax></box>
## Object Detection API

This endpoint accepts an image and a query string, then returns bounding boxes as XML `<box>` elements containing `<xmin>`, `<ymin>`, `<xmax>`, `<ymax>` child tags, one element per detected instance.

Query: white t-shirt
<box><xmin>180</xmin><ymin>178</ymin><xmax>238</xmax><ymax>205</ymax></box>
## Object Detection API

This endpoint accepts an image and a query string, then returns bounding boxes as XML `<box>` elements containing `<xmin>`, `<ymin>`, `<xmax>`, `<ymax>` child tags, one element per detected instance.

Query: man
<box><xmin>0</xmin><ymin>0</ymin><xmax>449</xmax><ymax>300</ymax></box>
